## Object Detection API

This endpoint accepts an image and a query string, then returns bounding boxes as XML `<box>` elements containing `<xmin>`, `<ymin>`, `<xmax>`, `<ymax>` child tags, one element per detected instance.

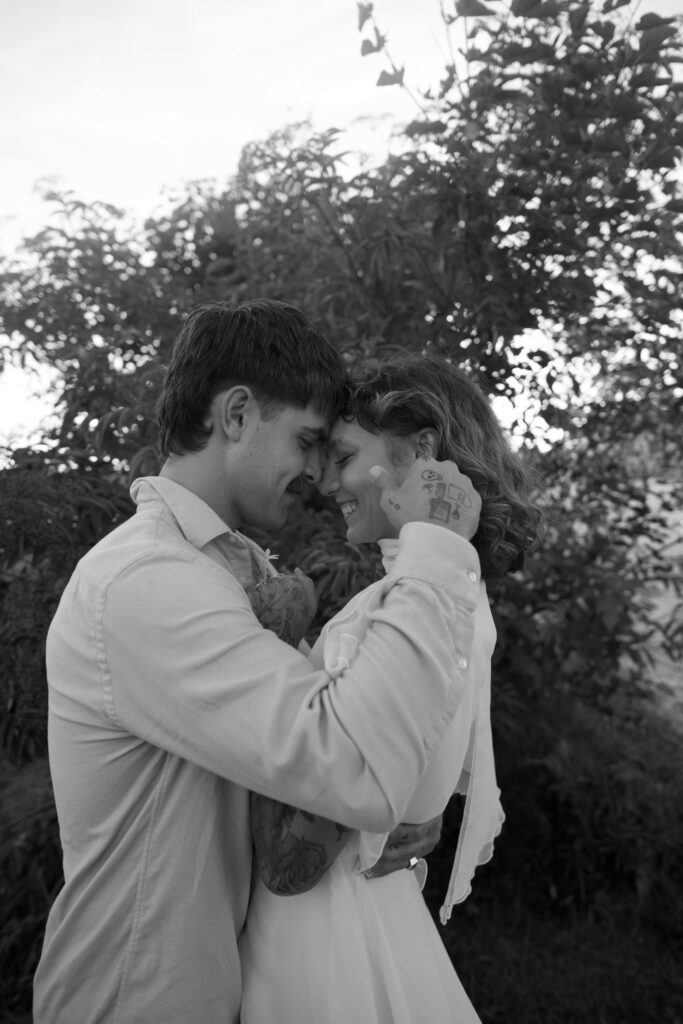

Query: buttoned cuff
<box><xmin>391</xmin><ymin>522</ymin><xmax>481</xmax><ymax>601</ymax></box>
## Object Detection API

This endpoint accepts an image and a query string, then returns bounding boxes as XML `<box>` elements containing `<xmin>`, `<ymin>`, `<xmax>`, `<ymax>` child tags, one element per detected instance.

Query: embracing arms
<box><xmin>250</xmin><ymin>791</ymin><xmax>443</xmax><ymax>895</ymax></box>
<box><xmin>250</xmin><ymin>793</ymin><xmax>352</xmax><ymax>895</ymax></box>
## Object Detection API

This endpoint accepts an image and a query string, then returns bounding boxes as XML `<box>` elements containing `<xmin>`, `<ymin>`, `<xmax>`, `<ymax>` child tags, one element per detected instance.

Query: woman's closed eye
<box><xmin>335</xmin><ymin>454</ymin><xmax>351</xmax><ymax>466</ymax></box>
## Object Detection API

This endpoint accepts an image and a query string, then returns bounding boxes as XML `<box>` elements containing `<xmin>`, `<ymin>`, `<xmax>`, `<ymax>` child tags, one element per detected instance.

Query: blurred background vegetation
<box><xmin>1</xmin><ymin>0</ymin><xmax>682</xmax><ymax>1020</ymax></box>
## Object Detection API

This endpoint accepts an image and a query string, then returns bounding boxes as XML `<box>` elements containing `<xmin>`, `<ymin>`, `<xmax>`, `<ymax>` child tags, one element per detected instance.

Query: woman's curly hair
<box><xmin>344</xmin><ymin>354</ymin><xmax>543</xmax><ymax>581</ymax></box>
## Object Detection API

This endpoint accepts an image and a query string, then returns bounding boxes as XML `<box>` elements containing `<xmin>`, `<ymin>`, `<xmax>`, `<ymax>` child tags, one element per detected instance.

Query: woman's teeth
<box><xmin>341</xmin><ymin>501</ymin><xmax>359</xmax><ymax>519</ymax></box>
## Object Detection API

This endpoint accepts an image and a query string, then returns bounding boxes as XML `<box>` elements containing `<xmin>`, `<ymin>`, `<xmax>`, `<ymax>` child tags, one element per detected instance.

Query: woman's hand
<box><xmin>370</xmin><ymin>457</ymin><xmax>481</xmax><ymax>540</ymax></box>
<box><xmin>363</xmin><ymin>814</ymin><xmax>443</xmax><ymax>880</ymax></box>
<box><xmin>245</xmin><ymin>569</ymin><xmax>317</xmax><ymax>648</ymax></box>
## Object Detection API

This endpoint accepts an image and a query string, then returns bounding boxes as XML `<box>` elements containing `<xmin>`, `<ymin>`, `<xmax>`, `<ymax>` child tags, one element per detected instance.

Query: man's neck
<box><xmin>160</xmin><ymin>456</ymin><xmax>240</xmax><ymax>531</ymax></box>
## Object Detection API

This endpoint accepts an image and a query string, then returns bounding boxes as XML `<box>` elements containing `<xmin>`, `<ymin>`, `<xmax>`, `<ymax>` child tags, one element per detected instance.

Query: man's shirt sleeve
<box><xmin>95</xmin><ymin>522</ymin><xmax>481</xmax><ymax>833</ymax></box>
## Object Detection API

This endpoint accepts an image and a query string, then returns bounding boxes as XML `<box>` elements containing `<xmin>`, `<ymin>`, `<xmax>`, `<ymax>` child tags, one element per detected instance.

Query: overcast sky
<box><xmin>1</xmin><ymin>0</ymin><xmax>446</xmax><ymax>247</ymax></box>
<box><xmin>1</xmin><ymin>0</ymin><xmax>681</xmax><ymax>446</ymax></box>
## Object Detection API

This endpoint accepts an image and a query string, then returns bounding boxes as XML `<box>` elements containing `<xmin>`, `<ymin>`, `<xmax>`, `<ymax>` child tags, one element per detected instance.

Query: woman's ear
<box><xmin>218</xmin><ymin>386</ymin><xmax>253</xmax><ymax>441</ymax></box>
<box><xmin>415</xmin><ymin>428</ymin><xmax>439</xmax><ymax>459</ymax></box>
<box><xmin>387</xmin><ymin>428</ymin><xmax>440</xmax><ymax>480</ymax></box>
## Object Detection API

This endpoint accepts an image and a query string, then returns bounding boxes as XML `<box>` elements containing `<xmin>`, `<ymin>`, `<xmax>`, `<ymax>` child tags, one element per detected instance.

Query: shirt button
<box><xmin>468</xmin><ymin>572</ymin><xmax>478</xmax><ymax>582</ymax></box>
<box><xmin>458</xmin><ymin>658</ymin><xmax>468</xmax><ymax>669</ymax></box>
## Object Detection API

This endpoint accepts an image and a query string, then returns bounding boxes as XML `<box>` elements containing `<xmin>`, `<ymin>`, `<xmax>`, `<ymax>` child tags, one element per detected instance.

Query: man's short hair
<box><xmin>156</xmin><ymin>299</ymin><xmax>348</xmax><ymax>458</ymax></box>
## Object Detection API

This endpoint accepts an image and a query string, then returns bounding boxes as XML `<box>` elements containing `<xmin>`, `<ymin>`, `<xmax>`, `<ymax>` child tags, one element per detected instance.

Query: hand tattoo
<box><xmin>429</xmin><ymin>497</ymin><xmax>460</xmax><ymax>523</ymax></box>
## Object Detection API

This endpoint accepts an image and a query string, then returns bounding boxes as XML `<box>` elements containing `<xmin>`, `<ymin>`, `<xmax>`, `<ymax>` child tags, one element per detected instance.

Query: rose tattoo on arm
<box><xmin>245</xmin><ymin>570</ymin><xmax>316</xmax><ymax>649</ymax></box>
<box><xmin>246</xmin><ymin>569</ymin><xmax>352</xmax><ymax>894</ymax></box>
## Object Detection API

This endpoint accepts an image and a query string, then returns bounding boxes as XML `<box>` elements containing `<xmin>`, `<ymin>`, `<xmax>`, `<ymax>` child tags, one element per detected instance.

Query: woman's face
<box><xmin>320</xmin><ymin>418</ymin><xmax>418</xmax><ymax>544</ymax></box>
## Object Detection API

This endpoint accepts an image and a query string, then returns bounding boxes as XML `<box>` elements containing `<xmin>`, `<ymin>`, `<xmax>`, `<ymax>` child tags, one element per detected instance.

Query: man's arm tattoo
<box><xmin>250</xmin><ymin>792</ymin><xmax>352</xmax><ymax>896</ymax></box>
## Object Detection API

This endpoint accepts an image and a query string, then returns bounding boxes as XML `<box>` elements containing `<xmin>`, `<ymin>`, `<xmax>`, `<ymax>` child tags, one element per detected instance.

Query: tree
<box><xmin>1</xmin><ymin>1</ymin><xmax>682</xmax><ymax>1018</ymax></box>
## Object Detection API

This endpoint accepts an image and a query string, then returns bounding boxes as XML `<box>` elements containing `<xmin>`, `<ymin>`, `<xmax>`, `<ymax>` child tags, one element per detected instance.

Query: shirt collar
<box><xmin>130</xmin><ymin>475</ymin><xmax>240</xmax><ymax>550</ymax></box>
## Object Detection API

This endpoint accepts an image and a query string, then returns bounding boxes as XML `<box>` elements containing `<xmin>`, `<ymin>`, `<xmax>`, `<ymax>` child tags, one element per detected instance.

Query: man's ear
<box><xmin>217</xmin><ymin>386</ymin><xmax>254</xmax><ymax>441</ymax></box>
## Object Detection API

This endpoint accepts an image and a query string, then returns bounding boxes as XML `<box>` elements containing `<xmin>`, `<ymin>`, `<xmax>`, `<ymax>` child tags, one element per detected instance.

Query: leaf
<box><xmin>569</xmin><ymin>3</ymin><xmax>590</xmax><ymax>32</ymax></box>
<box><xmin>639</xmin><ymin>24</ymin><xmax>678</xmax><ymax>56</ymax></box>
<box><xmin>377</xmin><ymin>68</ymin><xmax>404</xmax><ymax>87</ymax></box>
<box><xmin>499</xmin><ymin>40</ymin><xmax>557</xmax><ymax>63</ymax></box>
<box><xmin>590</xmin><ymin>19</ymin><xmax>615</xmax><ymax>43</ymax></box>
<box><xmin>630</xmin><ymin>67</ymin><xmax>659</xmax><ymax>89</ymax></box>
<box><xmin>610</xmin><ymin>94</ymin><xmax>643</xmax><ymax>119</ymax></box>
<box><xmin>361</xmin><ymin>37</ymin><xmax>379</xmax><ymax>56</ymax></box>
<box><xmin>511</xmin><ymin>0</ymin><xmax>541</xmax><ymax>13</ymax></box>
<box><xmin>636</xmin><ymin>13</ymin><xmax>679</xmax><ymax>31</ymax></box>
<box><xmin>602</xmin><ymin>0</ymin><xmax>629</xmax><ymax>11</ymax></box>
<box><xmin>512</xmin><ymin>0</ymin><xmax>562</xmax><ymax>17</ymax></box>
<box><xmin>357</xmin><ymin>2</ymin><xmax>373</xmax><ymax>32</ymax></box>
<box><xmin>456</xmin><ymin>0</ymin><xmax>496</xmax><ymax>16</ymax></box>
<box><xmin>530</xmin><ymin>0</ymin><xmax>563</xmax><ymax>17</ymax></box>
<box><xmin>405</xmin><ymin>119</ymin><xmax>447</xmax><ymax>136</ymax></box>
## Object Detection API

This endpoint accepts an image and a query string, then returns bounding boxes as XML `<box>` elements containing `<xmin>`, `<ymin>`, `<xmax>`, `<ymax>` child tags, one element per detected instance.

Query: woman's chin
<box><xmin>345</xmin><ymin>521</ymin><xmax>378</xmax><ymax>545</ymax></box>
<box><xmin>344</xmin><ymin>519</ymin><xmax>363</xmax><ymax>542</ymax></box>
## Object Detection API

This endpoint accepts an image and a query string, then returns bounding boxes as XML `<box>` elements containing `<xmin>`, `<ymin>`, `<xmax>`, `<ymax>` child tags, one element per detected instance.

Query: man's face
<box><xmin>228</xmin><ymin>402</ymin><xmax>330</xmax><ymax>532</ymax></box>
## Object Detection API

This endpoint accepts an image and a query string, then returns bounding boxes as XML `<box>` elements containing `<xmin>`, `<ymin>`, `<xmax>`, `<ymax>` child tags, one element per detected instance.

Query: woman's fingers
<box><xmin>369</xmin><ymin>465</ymin><xmax>397</xmax><ymax>491</ymax></box>
<box><xmin>364</xmin><ymin>814</ymin><xmax>443</xmax><ymax>878</ymax></box>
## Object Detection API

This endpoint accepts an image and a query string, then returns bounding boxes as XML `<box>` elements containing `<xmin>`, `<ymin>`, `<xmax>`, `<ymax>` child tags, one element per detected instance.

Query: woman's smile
<box><xmin>340</xmin><ymin>500</ymin><xmax>359</xmax><ymax>519</ymax></box>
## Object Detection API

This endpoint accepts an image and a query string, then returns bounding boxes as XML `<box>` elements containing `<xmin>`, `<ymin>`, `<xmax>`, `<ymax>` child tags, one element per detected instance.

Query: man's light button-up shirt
<box><xmin>34</xmin><ymin>476</ymin><xmax>482</xmax><ymax>1024</ymax></box>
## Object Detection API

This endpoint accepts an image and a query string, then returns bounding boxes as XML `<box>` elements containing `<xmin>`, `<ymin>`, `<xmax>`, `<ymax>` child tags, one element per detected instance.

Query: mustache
<box><xmin>286</xmin><ymin>476</ymin><xmax>305</xmax><ymax>495</ymax></box>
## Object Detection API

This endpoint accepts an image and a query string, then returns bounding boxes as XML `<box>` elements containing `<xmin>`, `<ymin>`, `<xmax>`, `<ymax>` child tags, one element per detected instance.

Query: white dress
<box><xmin>239</xmin><ymin>540</ymin><xmax>504</xmax><ymax>1024</ymax></box>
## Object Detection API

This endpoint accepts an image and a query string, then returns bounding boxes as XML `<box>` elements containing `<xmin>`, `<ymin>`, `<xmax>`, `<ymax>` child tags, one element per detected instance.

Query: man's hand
<box><xmin>246</xmin><ymin>569</ymin><xmax>317</xmax><ymax>648</ymax></box>
<box><xmin>370</xmin><ymin>457</ymin><xmax>481</xmax><ymax>540</ymax></box>
<box><xmin>364</xmin><ymin>814</ymin><xmax>443</xmax><ymax>879</ymax></box>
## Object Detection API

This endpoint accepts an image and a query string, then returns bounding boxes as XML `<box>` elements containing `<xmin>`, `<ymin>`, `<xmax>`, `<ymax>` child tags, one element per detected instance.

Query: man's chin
<box><xmin>243</xmin><ymin>508</ymin><xmax>288</xmax><ymax>534</ymax></box>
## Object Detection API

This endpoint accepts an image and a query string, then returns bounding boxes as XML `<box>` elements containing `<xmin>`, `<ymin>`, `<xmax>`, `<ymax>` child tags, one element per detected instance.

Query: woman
<box><xmin>239</xmin><ymin>355</ymin><xmax>542</xmax><ymax>1023</ymax></box>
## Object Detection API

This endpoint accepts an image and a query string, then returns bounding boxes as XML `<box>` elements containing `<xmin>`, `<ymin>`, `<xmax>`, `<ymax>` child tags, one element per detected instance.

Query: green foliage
<box><xmin>0</xmin><ymin>0</ymin><xmax>681</xmax><ymax>1018</ymax></box>
<box><xmin>0</xmin><ymin>456</ymin><xmax>133</xmax><ymax>761</ymax></box>
<box><xmin>0</xmin><ymin>759</ymin><xmax>61</xmax><ymax>1022</ymax></box>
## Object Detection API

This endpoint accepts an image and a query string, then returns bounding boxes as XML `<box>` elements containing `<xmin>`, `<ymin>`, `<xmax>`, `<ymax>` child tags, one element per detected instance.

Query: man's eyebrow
<box><xmin>302</xmin><ymin>426</ymin><xmax>329</xmax><ymax>443</ymax></box>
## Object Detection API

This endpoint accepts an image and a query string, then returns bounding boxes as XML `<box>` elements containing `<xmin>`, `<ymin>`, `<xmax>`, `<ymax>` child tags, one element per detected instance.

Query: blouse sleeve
<box><xmin>349</xmin><ymin>587</ymin><xmax>504</xmax><ymax>925</ymax></box>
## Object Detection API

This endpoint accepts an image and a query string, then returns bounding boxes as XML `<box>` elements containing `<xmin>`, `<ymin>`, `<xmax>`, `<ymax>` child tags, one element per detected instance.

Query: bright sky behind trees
<box><xmin>0</xmin><ymin>0</ymin><xmax>681</xmax><ymax>445</ymax></box>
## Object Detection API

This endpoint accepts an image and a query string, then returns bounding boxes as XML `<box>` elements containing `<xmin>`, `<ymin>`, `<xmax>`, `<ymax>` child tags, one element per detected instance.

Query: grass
<box><xmin>438</xmin><ymin>897</ymin><xmax>683</xmax><ymax>1024</ymax></box>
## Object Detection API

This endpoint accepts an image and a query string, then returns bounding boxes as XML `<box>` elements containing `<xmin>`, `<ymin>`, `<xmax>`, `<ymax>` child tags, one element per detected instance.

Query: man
<box><xmin>34</xmin><ymin>299</ymin><xmax>483</xmax><ymax>1023</ymax></box>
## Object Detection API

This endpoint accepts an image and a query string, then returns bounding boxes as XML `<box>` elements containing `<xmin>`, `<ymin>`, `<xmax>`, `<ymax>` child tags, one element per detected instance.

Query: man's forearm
<box><xmin>250</xmin><ymin>792</ymin><xmax>351</xmax><ymax>895</ymax></box>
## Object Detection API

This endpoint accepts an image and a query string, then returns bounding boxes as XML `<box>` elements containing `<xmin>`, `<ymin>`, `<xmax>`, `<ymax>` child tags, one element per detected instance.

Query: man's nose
<box><xmin>318</xmin><ymin>459</ymin><xmax>339</xmax><ymax>496</ymax></box>
<box><xmin>304</xmin><ymin>448</ymin><xmax>325</xmax><ymax>486</ymax></box>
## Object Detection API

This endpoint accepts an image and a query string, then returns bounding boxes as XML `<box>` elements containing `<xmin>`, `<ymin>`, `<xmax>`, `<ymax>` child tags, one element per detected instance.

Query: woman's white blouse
<box><xmin>309</xmin><ymin>538</ymin><xmax>504</xmax><ymax>923</ymax></box>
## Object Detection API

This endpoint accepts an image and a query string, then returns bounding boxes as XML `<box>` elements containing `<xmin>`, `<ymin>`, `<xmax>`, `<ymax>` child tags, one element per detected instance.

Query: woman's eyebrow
<box><xmin>328</xmin><ymin>436</ymin><xmax>350</xmax><ymax>453</ymax></box>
